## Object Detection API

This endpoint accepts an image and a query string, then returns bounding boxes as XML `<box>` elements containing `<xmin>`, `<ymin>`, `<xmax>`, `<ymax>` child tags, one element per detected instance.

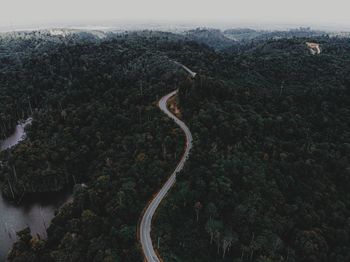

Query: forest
<box><xmin>0</xmin><ymin>30</ymin><xmax>350</xmax><ymax>261</ymax></box>
<box><xmin>0</xmin><ymin>35</ymin><xmax>201</xmax><ymax>261</ymax></box>
<box><xmin>154</xmin><ymin>37</ymin><xmax>350</xmax><ymax>262</ymax></box>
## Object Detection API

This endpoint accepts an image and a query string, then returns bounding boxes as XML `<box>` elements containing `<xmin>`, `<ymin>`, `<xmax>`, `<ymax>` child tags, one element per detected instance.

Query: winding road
<box><xmin>139</xmin><ymin>89</ymin><xmax>193</xmax><ymax>262</ymax></box>
<box><xmin>172</xmin><ymin>61</ymin><xmax>197</xmax><ymax>78</ymax></box>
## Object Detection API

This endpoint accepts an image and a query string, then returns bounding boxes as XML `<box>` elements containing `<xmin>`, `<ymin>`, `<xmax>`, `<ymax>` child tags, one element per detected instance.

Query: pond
<box><xmin>0</xmin><ymin>119</ymin><xmax>72</xmax><ymax>261</ymax></box>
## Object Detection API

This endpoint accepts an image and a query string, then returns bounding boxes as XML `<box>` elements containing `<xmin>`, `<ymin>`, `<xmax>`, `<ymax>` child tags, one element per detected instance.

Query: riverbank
<box><xmin>0</xmin><ymin>118</ymin><xmax>73</xmax><ymax>261</ymax></box>
<box><xmin>0</xmin><ymin>191</ymin><xmax>72</xmax><ymax>261</ymax></box>
<box><xmin>0</xmin><ymin>118</ymin><xmax>32</xmax><ymax>151</ymax></box>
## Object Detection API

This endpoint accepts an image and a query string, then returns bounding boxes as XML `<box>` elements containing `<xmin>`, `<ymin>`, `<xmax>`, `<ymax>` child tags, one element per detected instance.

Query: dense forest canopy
<box><xmin>0</xmin><ymin>29</ymin><xmax>350</xmax><ymax>261</ymax></box>
<box><xmin>0</xmin><ymin>34</ymin><xmax>199</xmax><ymax>261</ymax></box>
<box><xmin>155</xmin><ymin>36</ymin><xmax>350</xmax><ymax>262</ymax></box>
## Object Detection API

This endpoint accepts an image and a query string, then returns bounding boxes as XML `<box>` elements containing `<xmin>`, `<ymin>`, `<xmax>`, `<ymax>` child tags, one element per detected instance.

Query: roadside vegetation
<box><xmin>154</xmin><ymin>37</ymin><xmax>350</xmax><ymax>262</ymax></box>
<box><xmin>0</xmin><ymin>37</ymin><xmax>196</xmax><ymax>261</ymax></box>
<box><xmin>1</xmin><ymin>30</ymin><xmax>350</xmax><ymax>262</ymax></box>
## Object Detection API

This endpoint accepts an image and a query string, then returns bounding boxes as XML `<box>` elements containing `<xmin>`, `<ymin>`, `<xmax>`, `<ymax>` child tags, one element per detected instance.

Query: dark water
<box><xmin>0</xmin><ymin>119</ymin><xmax>73</xmax><ymax>261</ymax></box>
<box><xmin>0</xmin><ymin>192</ymin><xmax>72</xmax><ymax>261</ymax></box>
<box><xmin>0</xmin><ymin>118</ymin><xmax>32</xmax><ymax>151</ymax></box>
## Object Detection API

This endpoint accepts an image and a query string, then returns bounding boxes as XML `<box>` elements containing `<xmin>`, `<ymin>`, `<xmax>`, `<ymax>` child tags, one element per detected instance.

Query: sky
<box><xmin>1</xmin><ymin>0</ymin><xmax>350</xmax><ymax>30</ymax></box>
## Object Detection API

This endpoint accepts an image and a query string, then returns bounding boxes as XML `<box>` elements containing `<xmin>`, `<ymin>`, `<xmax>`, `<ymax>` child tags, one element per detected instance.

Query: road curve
<box><xmin>140</xmin><ymin>90</ymin><xmax>193</xmax><ymax>262</ymax></box>
<box><xmin>172</xmin><ymin>61</ymin><xmax>197</xmax><ymax>78</ymax></box>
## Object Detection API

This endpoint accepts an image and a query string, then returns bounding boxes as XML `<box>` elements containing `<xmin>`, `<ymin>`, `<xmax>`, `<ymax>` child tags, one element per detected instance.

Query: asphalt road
<box><xmin>139</xmin><ymin>89</ymin><xmax>193</xmax><ymax>262</ymax></box>
<box><xmin>172</xmin><ymin>61</ymin><xmax>197</xmax><ymax>78</ymax></box>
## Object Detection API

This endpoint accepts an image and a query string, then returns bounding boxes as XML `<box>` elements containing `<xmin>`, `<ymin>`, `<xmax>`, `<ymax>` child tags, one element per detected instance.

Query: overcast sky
<box><xmin>1</xmin><ymin>0</ymin><xmax>350</xmax><ymax>30</ymax></box>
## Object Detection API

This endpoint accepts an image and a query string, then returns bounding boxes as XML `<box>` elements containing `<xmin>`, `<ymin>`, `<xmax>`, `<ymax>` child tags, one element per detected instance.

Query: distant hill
<box><xmin>184</xmin><ymin>28</ymin><xmax>235</xmax><ymax>50</ymax></box>
<box><xmin>224</xmin><ymin>27</ymin><xmax>328</xmax><ymax>41</ymax></box>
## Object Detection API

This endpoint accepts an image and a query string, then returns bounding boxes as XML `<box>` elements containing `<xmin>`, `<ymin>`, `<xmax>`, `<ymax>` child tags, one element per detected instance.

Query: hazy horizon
<box><xmin>1</xmin><ymin>20</ymin><xmax>350</xmax><ymax>34</ymax></box>
<box><xmin>1</xmin><ymin>0</ymin><xmax>350</xmax><ymax>32</ymax></box>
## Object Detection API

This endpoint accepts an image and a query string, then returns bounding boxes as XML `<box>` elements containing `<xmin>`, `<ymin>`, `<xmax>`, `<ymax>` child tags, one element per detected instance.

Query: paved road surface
<box><xmin>172</xmin><ymin>60</ymin><xmax>197</xmax><ymax>78</ymax></box>
<box><xmin>139</xmin><ymin>90</ymin><xmax>193</xmax><ymax>262</ymax></box>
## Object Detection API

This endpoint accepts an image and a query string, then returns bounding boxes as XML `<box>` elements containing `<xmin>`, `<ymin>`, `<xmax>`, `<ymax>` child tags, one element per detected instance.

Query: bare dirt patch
<box><xmin>167</xmin><ymin>95</ymin><xmax>182</xmax><ymax>119</ymax></box>
<box><xmin>306</xmin><ymin>42</ymin><xmax>321</xmax><ymax>55</ymax></box>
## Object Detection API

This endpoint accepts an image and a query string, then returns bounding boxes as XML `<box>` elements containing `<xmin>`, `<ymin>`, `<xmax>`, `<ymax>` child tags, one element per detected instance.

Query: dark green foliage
<box><xmin>0</xmin><ymin>36</ymin><xmax>198</xmax><ymax>261</ymax></box>
<box><xmin>2</xmin><ymin>31</ymin><xmax>350</xmax><ymax>262</ymax></box>
<box><xmin>154</xmin><ymin>37</ymin><xmax>350</xmax><ymax>262</ymax></box>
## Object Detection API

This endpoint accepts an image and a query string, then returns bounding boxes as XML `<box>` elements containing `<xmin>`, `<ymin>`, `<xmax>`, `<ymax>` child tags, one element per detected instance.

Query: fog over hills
<box><xmin>2</xmin><ymin>0</ymin><xmax>350</xmax><ymax>30</ymax></box>
<box><xmin>2</xmin><ymin>20</ymin><xmax>350</xmax><ymax>33</ymax></box>
<box><xmin>1</xmin><ymin>1</ymin><xmax>350</xmax><ymax>261</ymax></box>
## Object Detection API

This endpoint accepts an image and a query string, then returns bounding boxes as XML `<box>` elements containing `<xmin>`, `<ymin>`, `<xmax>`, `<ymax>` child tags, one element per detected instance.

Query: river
<box><xmin>0</xmin><ymin>118</ymin><xmax>72</xmax><ymax>261</ymax></box>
